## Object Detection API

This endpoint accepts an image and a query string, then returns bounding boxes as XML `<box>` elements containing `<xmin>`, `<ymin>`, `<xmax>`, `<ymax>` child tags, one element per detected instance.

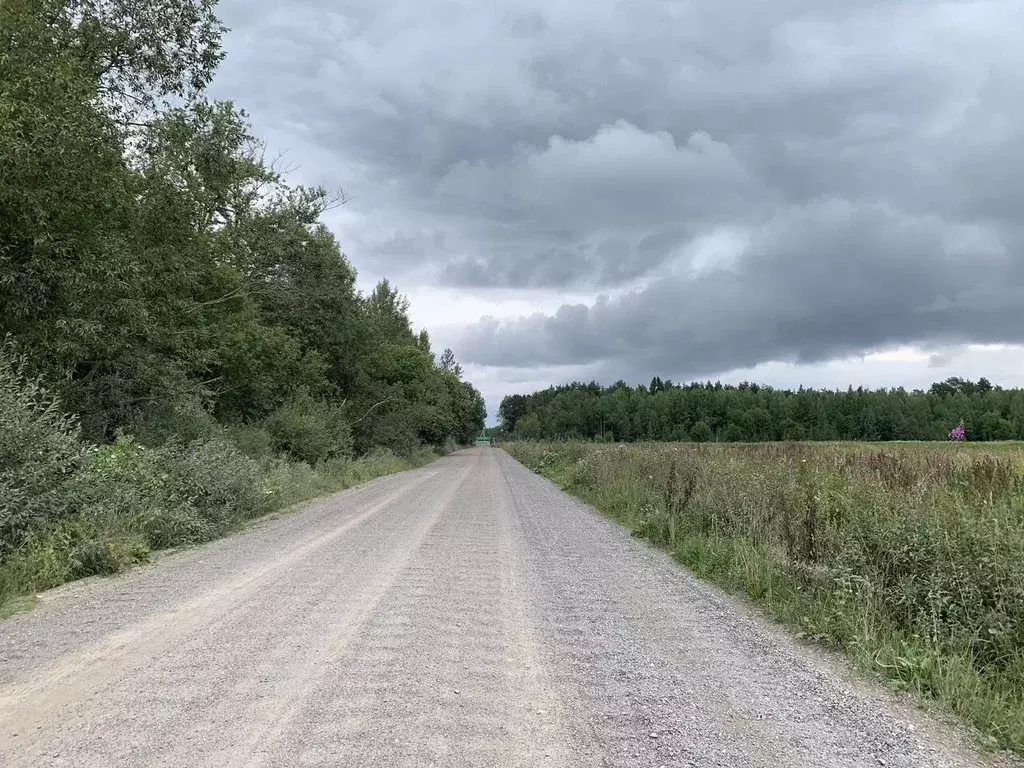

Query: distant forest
<box><xmin>496</xmin><ymin>377</ymin><xmax>1024</xmax><ymax>442</ymax></box>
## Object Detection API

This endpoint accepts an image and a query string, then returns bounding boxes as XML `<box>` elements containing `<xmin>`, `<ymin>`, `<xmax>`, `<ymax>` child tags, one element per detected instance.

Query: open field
<box><xmin>504</xmin><ymin>440</ymin><xmax>1024</xmax><ymax>756</ymax></box>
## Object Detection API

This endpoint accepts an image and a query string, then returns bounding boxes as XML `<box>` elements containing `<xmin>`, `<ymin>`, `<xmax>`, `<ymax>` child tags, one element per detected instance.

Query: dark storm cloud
<box><xmin>211</xmin><ymin>0</ymin><xmax>1024</xmax><ymax>376</ymax></box>
<box><xmin>429</xmin><ymin>122</ymin><xmax>766</xmax><ymax>288</ymax></box>
<box><xmin>457</xmin><ymin>200</ymin><xmax>1024</xmax><ymax>376</ymax></box>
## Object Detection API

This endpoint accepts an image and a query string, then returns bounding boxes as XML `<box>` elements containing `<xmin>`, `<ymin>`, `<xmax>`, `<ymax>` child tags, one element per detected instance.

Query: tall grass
<box><xmin>507</xmin><ymin>440</ymin><xmax>1024</xmax><ymax>756</ymax></box>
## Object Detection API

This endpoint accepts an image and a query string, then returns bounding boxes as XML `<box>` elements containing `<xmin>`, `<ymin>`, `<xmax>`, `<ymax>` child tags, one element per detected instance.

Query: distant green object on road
<box><xmin>475</xmin><ymin>434</ymin><xmax>493</xmax><ymax>445</ymax></box>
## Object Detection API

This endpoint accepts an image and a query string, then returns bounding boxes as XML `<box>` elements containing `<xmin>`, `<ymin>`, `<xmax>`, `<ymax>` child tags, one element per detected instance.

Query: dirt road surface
<box><xmin>0</xmin><ymin>447</ymin><xmax>1010</xmax><ymax>767</ymax></box>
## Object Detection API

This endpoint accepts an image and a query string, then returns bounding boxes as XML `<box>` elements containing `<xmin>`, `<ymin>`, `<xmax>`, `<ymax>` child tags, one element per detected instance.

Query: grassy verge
<box><xmin>505</xmin><ymin>441</ymin><xmax>1024</xmax><ymax>757</ymax></box>
<box><xmin>1</xmin><ymin>347</ymin><xmax>454</xmax><ymax>617</ymax></box>
<box><xmin>0</xmin><ymin>595</ymin><xmax>37</xmax><ymax>620</ymax></box>
<box><xmin>0</xmin><ymin>439</ymin><xmax>443</xmax><ymax>614</ymax></box>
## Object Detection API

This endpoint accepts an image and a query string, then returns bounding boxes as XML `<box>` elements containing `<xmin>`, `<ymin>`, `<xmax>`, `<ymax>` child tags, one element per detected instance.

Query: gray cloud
<box><xmin>210</xmin><ymin>0</ymin><xmax>1024</xmax><ymax>381</ymax></box>
<box><xmin>456</xmin><ymin>199</ymin><xmax>1024</xmax><ymax>376</ymax></box>
<box><xmin>429</xmin><ymin>122</ymin><xmax>767</xmax><ymax>288</ymax></box>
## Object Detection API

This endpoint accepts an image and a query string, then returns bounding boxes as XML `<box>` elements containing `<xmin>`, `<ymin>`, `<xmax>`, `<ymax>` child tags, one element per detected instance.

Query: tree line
<box><xmin>1</xmin><ymin>0</ymin><xmax>485</xmax><ymax>457</ymax></box>
<box><xmin>497</xmin><ymin>376</ymin><xmax>1024</xmax><ymax>442</ymax></box>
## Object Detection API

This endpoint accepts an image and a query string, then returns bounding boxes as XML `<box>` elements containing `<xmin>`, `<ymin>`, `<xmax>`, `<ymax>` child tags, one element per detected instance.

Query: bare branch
<box><xmin>189</xmin><ymin>286</ymin><xmax>248</xmax><ymax>310</ymax></box>
<box><xmin>321</xmin><ymin>188</ymin><xmax>351</xmax><ymax>213</ymax></box>
<box><xmin>351</xmin><ymin>397</ymin><xmax>393</xmax><ymax>426</ymax></box>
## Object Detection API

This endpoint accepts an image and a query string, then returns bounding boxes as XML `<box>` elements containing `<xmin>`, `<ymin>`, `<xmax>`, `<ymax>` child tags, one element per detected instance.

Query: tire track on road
<box><xmin>251</xmin><ymin>449</ymin><xmax>584</xmax><ymax>767</ymax></box>
<box><xmin>227</xmin><ymin>459</ymin><xmax>475</xmax><ymax>768</ymax></box>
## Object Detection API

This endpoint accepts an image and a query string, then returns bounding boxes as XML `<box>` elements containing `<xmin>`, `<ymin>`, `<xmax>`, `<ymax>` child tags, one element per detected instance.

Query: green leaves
<box><xmin>264</xmin><ymin>389</ymin><xmax>353</xmax><ymax>465</ymax></box>
<box><xmin>499</xmin><ymin>377</ymin><xmax>1024</xmax><ymax>443</ymax></box>
<box><xmin>0</xmin><ymin>343</ymin><xmax>88</xmax><ymax>553</ymax></box>
<box><xmin>0</xmin><ymin>0</ymin><xmax>489</xmax><ymax>615</ymax></box>
<box><xmin>0</xmin><ymin>0</ymin><xmax>485</xmax><ymax>456</ymax></box>
<box><xmin>47</xmin><ymin>0</ymin><xmax>226</xmax><ymax>120</ymax></box>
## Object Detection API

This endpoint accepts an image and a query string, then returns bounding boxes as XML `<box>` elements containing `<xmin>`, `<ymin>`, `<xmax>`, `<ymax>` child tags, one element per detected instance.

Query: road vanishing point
<box><xmin>0</xmin><ymin>447</ymin><xmax>1010</xmax><ymax>767</ymax></box>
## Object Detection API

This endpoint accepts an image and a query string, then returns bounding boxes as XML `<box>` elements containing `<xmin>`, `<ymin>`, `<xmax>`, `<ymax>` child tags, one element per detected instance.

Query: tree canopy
<box><xmin>0</xmin><ymin>0</ymin><xmax>485</xmax><ymax>453</ymax></box>
<box><xmin>497</xmin><ymin>377</ymin><xmax>1023</xmax><ymax>443</ymax></box>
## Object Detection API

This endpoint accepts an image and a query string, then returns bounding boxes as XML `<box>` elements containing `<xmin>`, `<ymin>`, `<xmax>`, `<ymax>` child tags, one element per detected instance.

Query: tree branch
<box><xmin>351</xmin><ymin>397</ymin><xmax>393</xmax><ymax>425</ymax></box>
<box><xmin>189</xmin><ymin>287</ymin><xmax>248</xmax><ymax>310</ymax></box>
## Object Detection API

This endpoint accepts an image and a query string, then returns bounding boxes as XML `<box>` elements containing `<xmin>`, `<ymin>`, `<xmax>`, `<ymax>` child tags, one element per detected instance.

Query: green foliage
<box><xmin>223</xmin><ymin>423</ymin><xmax>276</xmax><ymax>460</ymax></box>
<box><xmin>515</xmin><ymin>413</ymin><xmax>543</xmax><ymax>440</ymax></box>
<box><xmin>1</xmin><ymin>0</ymin><xmax>485</xmax><ymax>449</ymax></box>
<box><xmin>0</xmin><ymin>0</ymin><xmax>485</xmax><ymax>611</ymax></box>
<box><xmin>359</xmin><ymin>407</ymin><xmax>423</xmax><ymax>457</ymax></box>
<box><xmin>0</xmin><ymin>512</ymin><xmax>152</xmax><ymax>604</ymax></box>
<box><xmin>690</xmin><ymin>420</ymin><xmax>712</xmax><ymax>443</ymax></box>
<box><xmin>72</xmin><ymin>435</ymin><xmax>266</xmax><ymax>547</ymax></box>
<box><xmin>508</xmin><ymin>441</ymin><xmax>1024</xmax><ymax>754</ymax></box>
<box><xmin>131</xmin><ymin>396</ymin><xmax>222</xmax><ymax>446</ymax></box>
<box><xmin>47</xmin><ymin>0</ymin><xmax>226</xmax><ymax>118</ymax></box>
<box><xmin>0</xmin><ymin>345</ymin><xmax>87</xmax><ymax>552</ymax></box>
<box><xmin>254</xmin><ymin>447</ymin><xmax>443</xmax><ymax>515</ymax></box>
<box><xmin>264</xmin><ymin>391</ymin><xmax>353</xmax><ymax>465</ymax></box>
<box><xmin>499</xmin><ymin>377</ymin><xmax>1024</xmax><ymax>443</ymax></box>
<box><xmin>162</xmin><ymin>438</ymin><xmax>267</xmax><ymax>527</ymax></box>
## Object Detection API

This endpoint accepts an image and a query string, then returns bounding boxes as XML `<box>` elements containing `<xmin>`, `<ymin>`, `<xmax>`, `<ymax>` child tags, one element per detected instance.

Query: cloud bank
<box><xmin>210</xmin><ymin>0</ymin><xmax>1024</xmax><ymax>407</ymax></box>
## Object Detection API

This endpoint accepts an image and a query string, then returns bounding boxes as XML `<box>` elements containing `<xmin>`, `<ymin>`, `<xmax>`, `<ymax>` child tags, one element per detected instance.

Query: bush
<box><xmin>130</xmin><ymin>397</ymin><xmax>221</xmax><ymax>447</ymax></box>
<box><xmin>0</xmin><ymin>515</ymin><xmax>151</xmax><ymax>604</ymax></box>
<box><xmin>223</xmin><ymin>423</ymin><xmax>276</xmax><ymax>460</ymax></box>
<box><xmin>72</xmin><ymin>435</ymin><xmax>267</xmax><ymax>549</ymax></box>
<box><xmin>264</xmin><ymin>390</ymin><xmax>353</xmax><ymax>464</ymax></box>
<box><xmin>0</xmin><ymin>365</ymin><xmax>442</xmax><ymax>611</ymax></box>
<box><xmin>690</xmin><ymin>420</ymin><xmax>712</xmax><ymax>442</ymax></box>
<box><xmin>259</xmin><ymin>447</ymin><xmax>439</xmax><ymax>512</ymax></box>
<box><xmin>0</xmin><ymin>344</ymin><xmax>87</xmax><ymax>553</ymax></box>
<box><xmin>70</xmin><ymin>436</ymin><xmax>171</xmax><ymax>539</ymax></box>
<box><xmin>61</xmin><ymin>516</ymin><xmax>150</xmax><ymax>580</ymax></box>
<box><xmin>161</xmin><ymin>437</ymin><xmax>267</xmax><ymax>531</ymax></box>
<box><xmin>359</xmin><ymin>408</ymin><xmax>422</xmax><ymax>457</ymax></box>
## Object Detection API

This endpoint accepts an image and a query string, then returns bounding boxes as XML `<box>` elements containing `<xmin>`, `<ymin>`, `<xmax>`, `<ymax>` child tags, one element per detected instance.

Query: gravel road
<box><xmin>0</xmin><ymin>447</ymin><xmax>1012</xmax><ymax>767</ymax></box>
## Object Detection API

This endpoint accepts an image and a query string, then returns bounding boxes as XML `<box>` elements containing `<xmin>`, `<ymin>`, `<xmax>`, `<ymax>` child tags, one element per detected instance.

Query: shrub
<box><xmin>72</xmin><ymin>435</ymin><xmax>267</xmax><ymax>549</ymax></box>
<box><xmin>0</xmin><ymin>343</ymin><xmax>87</xmax><ymax>553</ymax></box>
<box><xmin>0</xmin><ymin>366</ymin><xmax>439</xmax><ymax>610</ymax></box>
<box><xmin>130</xmin><ymin>397</ymin><xmax>221</xmax><ymax>447</ymax></box>
<box><xmin>690</xmin><ymin>420</ymin><xmax>712</xmax><ymax>442</ymax></box>
<box><xmin>0</xmin><ymin>515</ymin><xmax>151</xmax><ymax>604</ymax></box>
<box><xmin>61</xmin><ymin>516</ymin><xmax>150</xmax><ymax>580</ymax></box>
<box><xmin>223</xmin><ymin>423</ymin><xmax>276</xmax><ymax>460</ymax></box>
<box><xmin>161</xmin><ymin>437</ymin><xmax>267</xmax><ymax>531</ymax></box>
<box><xmin>264</xmin><ymin>390</ymin><xmax>353</xmax><ymax>464</ymax></box>
<box><xmin>358</xmin><ymin>407</ymin><xmax>421</xmax><ymax>457</ymax></box>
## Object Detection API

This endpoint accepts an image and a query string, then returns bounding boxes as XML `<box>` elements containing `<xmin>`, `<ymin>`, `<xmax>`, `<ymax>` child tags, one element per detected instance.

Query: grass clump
<box><xmin>506</xmin><ymin>440</ymin><xmax>1024</xmax><ymax>756</ymax></box>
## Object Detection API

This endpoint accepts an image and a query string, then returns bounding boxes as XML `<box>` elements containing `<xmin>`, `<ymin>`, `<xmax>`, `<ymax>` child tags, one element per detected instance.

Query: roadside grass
<box><xmin>1</xmin><ymin>348</ymin><xmax>452</xmax><ymax>618</ymax></box>
<box><xmin>259</xmin><ymin>446</ymin><xmax>443</xmax><ymax>513</ymax></box>
<box><xmin>505</xmin><ymin>440</ymin><xmax>1024</xmax><ymax>758</ymax></box>
<box><xmin>0</xmin><ymin>442</ymin><xmax>443</xmax><ymax>615</ymax></box>
<box><xmin>0</xmin><ymin>595</ymin><xmax>37</xmax><ymax>620</ymax></box>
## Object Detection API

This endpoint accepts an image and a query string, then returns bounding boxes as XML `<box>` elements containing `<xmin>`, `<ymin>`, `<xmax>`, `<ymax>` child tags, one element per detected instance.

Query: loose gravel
<box><xmin>0</xmin><ymin>447</ymin><xmax>1014</xmax><ymax>767</ymax></box>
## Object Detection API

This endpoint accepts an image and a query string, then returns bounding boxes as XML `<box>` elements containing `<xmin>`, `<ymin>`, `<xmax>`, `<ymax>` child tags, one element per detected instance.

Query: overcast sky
<box><xmin>210</xmin><ymin>0</ymin><xmax>1024</xmax><ymax>423</ymax></box>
